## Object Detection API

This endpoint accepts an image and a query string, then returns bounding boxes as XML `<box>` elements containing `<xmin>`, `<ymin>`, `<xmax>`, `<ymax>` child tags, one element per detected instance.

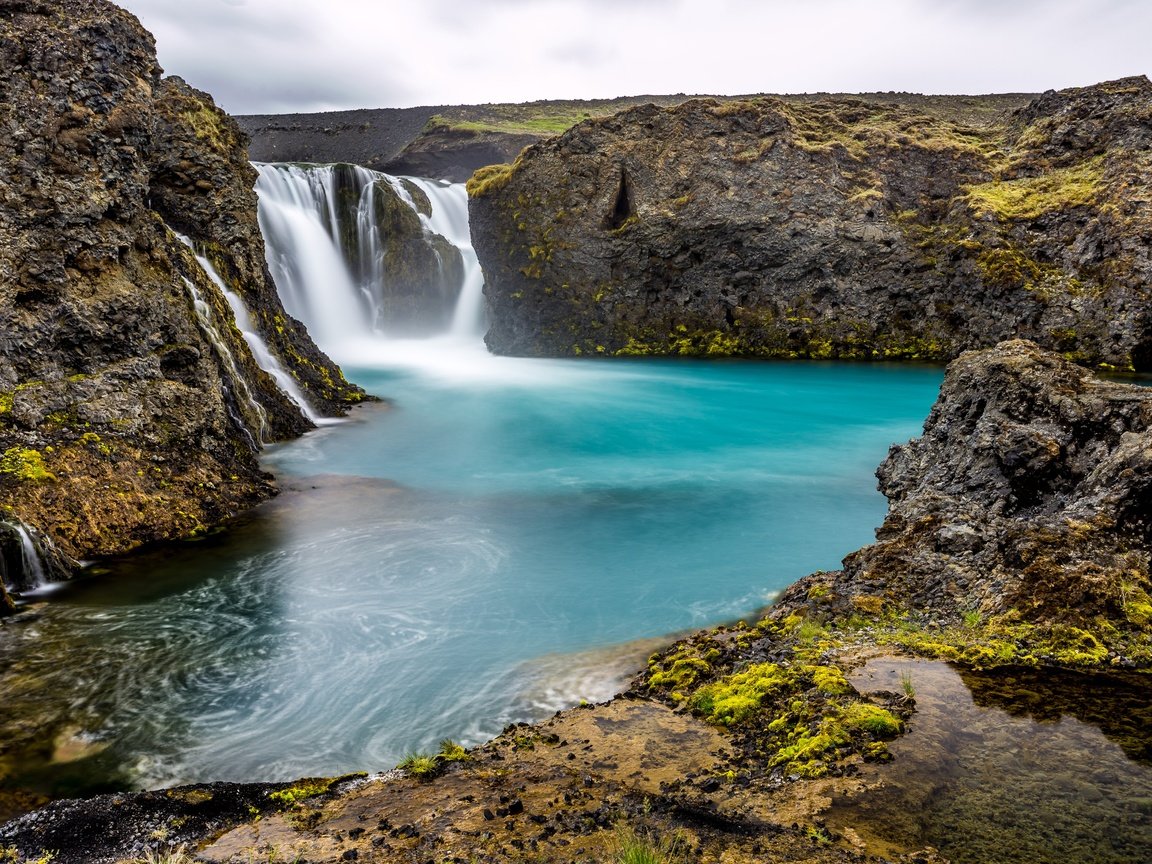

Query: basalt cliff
<box><xmin>0</xmin><ymin>0</ymin><xmax>367</xmax><ymax>605</ymax></box>
<box><xmin>469</xmin><ymin>77</ymin><xmax>1152</xmax><ymax>368</ymax></box>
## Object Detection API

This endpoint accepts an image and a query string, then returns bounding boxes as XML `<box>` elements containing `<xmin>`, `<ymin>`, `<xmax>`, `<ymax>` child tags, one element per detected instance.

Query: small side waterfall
<box><xmin>179</xmin><ymin>274</ymin><xmax>268</xmax><ymax>449</ymax></box>
<box><xmin>14</xmin><ymin>523</ymin><xmax>45</xmax><ymax>588</ymax></box>
<box><xmin>0</xmin><ymin>519</ymin><xmax>73</xmax><ymax>598</ymax></box>
<box><xmin>254</xmin><ymin>163</ymin><xmax>486</xmax><ymax>360</ymax></box>
<box><xmin>177</xmin><ymin>236</ymin><xmax>321</xmax><ymax>423</ymax></box>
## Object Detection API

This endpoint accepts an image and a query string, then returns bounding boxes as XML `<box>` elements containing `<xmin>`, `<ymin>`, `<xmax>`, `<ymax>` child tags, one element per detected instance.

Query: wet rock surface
<box><xmin>0</xmin><ymin>0</ymin><xmax>365</xmax><ymax>578</ymax></box>
<box><xmin>781</xmin><ymin>340</ymin><xmax>1152</xmax><ymax>633</ymax></box>
<box><xmin>470</xmin><ymin>78</ymin><xmax>1152</xmax><ymax>367</ymax></box>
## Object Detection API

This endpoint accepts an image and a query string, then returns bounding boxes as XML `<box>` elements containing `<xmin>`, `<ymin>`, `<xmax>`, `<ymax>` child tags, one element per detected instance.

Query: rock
<box><xmin>469</xmin><ymin>79</ymin><xmax>1152</xmax><ymax>368</ymax></box>
<box><xmin>0</xmin><ymin>780</ymin><xmax>306</xmax><ymax>864</ymax></box>
<box><xmin>0</xmin><ymin>0</ymin><xmax>366</xmax><ymax>577</ymax></box>
<box><xmin>782</xmin><ymin>340</ymin><xmax>1152</xmax><ymax>627</ymax></box>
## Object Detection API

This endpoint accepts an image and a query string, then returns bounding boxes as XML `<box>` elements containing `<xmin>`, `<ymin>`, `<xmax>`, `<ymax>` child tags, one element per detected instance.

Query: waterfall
<box><xmin>14</xmin><ymin>523</ymin><xmax>45</xmax><ymax>589</ymax></box>
<box><xmin>254</xmin><ymin>163</ymin><xmax>486</xmax><ymax>362</ymax></box>
<box><xmin>176</xmin><ymin>236</ymin><xmax>321</xmax><ymax>423</ymax></box>
<box><xmin>394</xmin><ymin>178</ymin><xmax>486</xmax><ymax>339</ymax></box>
<box><xmin>179</xmin><ymin>274</ymin><xmax>268</xmax><ymax>448</ymax></box>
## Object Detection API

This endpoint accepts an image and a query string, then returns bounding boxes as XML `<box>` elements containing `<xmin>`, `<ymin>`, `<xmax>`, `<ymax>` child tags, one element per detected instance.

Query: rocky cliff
<box><xmin>0</xmin><ymin>0</ymin><xmax>365</xmax><ymax>588</ymax></box>
<box><xmin>778</xmin><ymin>340</ymin><xmax>1152</xmax><ymax>646</ymax></box>
<box><xmin>469</xmin><ymin>78</ymin><xmax>1152</xmax><ymax>368</ymax></box>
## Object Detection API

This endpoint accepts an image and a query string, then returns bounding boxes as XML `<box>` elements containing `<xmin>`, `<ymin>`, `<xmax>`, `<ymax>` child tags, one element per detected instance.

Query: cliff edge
<box><xmin>0</xmin><ymin>0</ymin><xmax>365</xmax><ymax>596</ymax></box>
<box><xmin>470</xmin><ymin>78</ymin><xmax>1152</xmax><ymax>368</ymax></box>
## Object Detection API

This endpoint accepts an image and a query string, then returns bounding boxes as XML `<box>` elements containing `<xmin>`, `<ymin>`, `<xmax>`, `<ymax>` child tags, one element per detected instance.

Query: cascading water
<box><xmin>178</xmin><ymin>274</ymin><xmax>267</xmax><ymax>448</ymax></box>
<box><xmin>175</xmin><ymin>234</ymin><xmax>321</xmax><ymax>423</ymax></box>
<box><xmin>0</xmin><ymin>160</ymin><xmax>958</xmax><ymax>809</ymax></box>
<box><xmin>14</xmin><ymin>523</ymin><xmax>45</xmax><ymax>590</ymax></box>
<box><xmin>254</xmin><ymin>163</ymin><xmax>486</xmax><ymax>365</ymax></box>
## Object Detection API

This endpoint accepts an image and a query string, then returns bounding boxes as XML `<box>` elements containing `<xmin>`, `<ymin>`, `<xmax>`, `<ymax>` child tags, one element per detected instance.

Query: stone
<box><xmin>0</xmin><ymin>0</ymin><xmax>367</xmax><ymax>577</ymax></box>
<box><xmin>469</xmin><ymin>80</ymin><xmax>1152</xmax><ymax>368</ymax></box>
<box><xmin>781</xmin><ymin>340</ymin><xmax>1152</xmax><ymax>627</ymax></box>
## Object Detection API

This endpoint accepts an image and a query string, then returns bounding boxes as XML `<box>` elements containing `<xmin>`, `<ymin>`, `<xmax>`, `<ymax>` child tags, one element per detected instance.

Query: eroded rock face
<box><xmin>0</xmin><ymin>0</ymin><xmax>365</xmax><ymax>571</ymax></box>
<box><xmin>469</xmin><ymin>78</ymin><xmax>1152</xmax><ymax>367</ymax></box>
<box><xmin>794</xmin><ymin>341</ymin><xmax>1152</xmax><ymax>626</ymax></box>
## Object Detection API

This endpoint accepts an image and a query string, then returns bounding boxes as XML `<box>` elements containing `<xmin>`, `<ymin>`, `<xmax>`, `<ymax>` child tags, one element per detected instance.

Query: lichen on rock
<box><xmin>0</xmin><ymin>0</ymin><xmax>366</xmax><ymax>586</ymax></box>
<box><xmin>776</xmin><ymin>340</ymin><xmax>1152</xmax><ymax>667</ymax></box>
<box><xmin>469</xmin><ymin>78</ymin><xmax>1152</xmax><ymax>368</ymax></box>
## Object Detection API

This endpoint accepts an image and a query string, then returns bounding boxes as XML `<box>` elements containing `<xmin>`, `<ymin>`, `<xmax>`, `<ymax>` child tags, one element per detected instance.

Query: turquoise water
<box><xmin>0</xmin><ymin>352</ymin><xmax>942</xmax><ymax>795</ymax></box>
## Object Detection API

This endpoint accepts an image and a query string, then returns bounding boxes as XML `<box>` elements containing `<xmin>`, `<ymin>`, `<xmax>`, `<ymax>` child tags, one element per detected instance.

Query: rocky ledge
<box><xmin>3</xmin><ymin>341</ymin><xmax>1148</xmax><ymax>863</ymax></box>
<box><xmin>469</xmin><ymin>78</ymin><xmax>1152</xmax><ymax>368</ymax></box>
<box><xmin>0</xmin><ymin>0</ymin><xmax>366</xmax><ymax>603</ymax></box>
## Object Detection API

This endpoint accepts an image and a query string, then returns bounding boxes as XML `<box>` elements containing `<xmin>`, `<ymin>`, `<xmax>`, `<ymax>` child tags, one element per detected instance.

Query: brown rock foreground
<box><xmin>3</xmin><ymin>342</ymin><xmax>1150</xmax><ymax>863</ymax></box>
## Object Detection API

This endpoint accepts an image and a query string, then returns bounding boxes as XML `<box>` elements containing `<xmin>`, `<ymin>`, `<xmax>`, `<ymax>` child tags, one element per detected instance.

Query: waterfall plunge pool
<box><xmin>0</xmin><ymin>353</ymin><xmax>943</xmax><ymax>808</ymax></box>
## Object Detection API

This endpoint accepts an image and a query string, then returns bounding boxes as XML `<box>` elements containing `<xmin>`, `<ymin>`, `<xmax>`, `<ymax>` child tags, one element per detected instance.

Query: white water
<box><xmin>175</xmin><ymin>236</ymin><xmax>321</xmax><ymax>423</ymax></box>
<box><xmin>14</xmin><ymin>523</ymin><xmax>45</xmax><ymax>589</ymax></box>
<box><xmin>178</xmin><ymin>275</ymin><xmax>267</xmax><ymax>448</ymax></box>
<box><xmin>0</xmin><ymin>164</ymin><xmax>950</xmax><ymax>798</ymax></box>
<box><xmin>254</xmin><ymin>163</ymin><xmax>486</xmax><ymax>366</ymax></box>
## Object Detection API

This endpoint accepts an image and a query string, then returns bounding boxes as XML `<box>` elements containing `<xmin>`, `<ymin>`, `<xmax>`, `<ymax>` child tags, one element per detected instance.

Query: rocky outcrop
<box><xmin>779</xmin><ymin>341</ymin><xmax>1152</xmax><ymax>636</ymax></box>
<box><xmin>469</xmin><ymin>78</ymin><xmax>1152</xmax><ymax>369</ymax></box>
<box><xmin>0</xmin><ymin>0</ymin><xmax>365</xmax><ymax>582</ymax></box>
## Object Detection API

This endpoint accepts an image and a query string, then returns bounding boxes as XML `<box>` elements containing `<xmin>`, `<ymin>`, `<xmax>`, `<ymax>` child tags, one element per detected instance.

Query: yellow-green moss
<box><xmin>965</xmin><ymin>157</ymin><xmax>1105</xmax><ymax>221</ymax></box>
<box><xmin>268</xmin><ymin>778</ymin><xmax>334</xmax><ymax>807</ymax></box>
<box><xmin>646</xmin><ymin>644</ymin><xmax>717</xmax><ymax>699</ymax></box>
<box><xmin>854</xmin><ymin>607</ymin><xmax>1152</xmax><ymax>670</ymax></box>
<box><xmin>690</xmin><ymin>663</ymin><xmax>791</xmax><ymax>725</ymax></box>
<box><xmin>180</xmin><ymin>103</ymin><xmax>231</xmax><ymax>150</ymax></box>
<box><xmin>809</xmin><ymin>664</ymin><xmax>851</xmax><ymax>695</ymax></box>
<box><xmin>839</xmin><ymin>702</ymin><xmax>902</xmax><ymax>737</ymax></box>
<box><xmin>467</xmin><ymin>162</ymin><xmax>517</xmax><ymax>198</ymax></box>
<box><xmin>0</xmin><ymin>448</ymin><xmax>55</xmax><ymax>483</ymax></box>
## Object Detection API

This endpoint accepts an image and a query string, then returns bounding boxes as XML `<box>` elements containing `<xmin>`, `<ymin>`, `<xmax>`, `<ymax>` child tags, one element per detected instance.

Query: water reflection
<box><xmin>832</xmin><ymin>658</ymin><xmax>1152</xmax><ymax>864</ymax></box>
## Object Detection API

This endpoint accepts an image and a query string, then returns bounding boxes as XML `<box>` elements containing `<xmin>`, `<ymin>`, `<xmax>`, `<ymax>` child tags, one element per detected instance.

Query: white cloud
<box><xmin>117</xmin><ymin>0</ymin><xmax>1149</xmax><ymax>114</ymax></box>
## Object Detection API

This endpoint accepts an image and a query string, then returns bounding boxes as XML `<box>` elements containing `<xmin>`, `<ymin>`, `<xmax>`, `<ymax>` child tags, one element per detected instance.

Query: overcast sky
<box><xmin>118</xmin><ymin>0</ymin><xmax>1148</xmax><ymax>116</ymax></box>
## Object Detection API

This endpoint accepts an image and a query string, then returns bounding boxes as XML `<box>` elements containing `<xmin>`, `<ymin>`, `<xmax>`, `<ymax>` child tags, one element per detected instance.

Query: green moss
<box><xmin>839</xmin><ymin>702</ymin><xmax>902</xmax><ymax>737</ymax></box>
<box><xmin>646</xmin><ymin>644</ymin><xmax>716</xmax><ymax>699</ymax></box>
<box><xmin>0</xmin><ymin>448</ymin><xmax>55</xmax><ymax>483</ymax></box>
<box><xmin>781</xmin><ymin>100</ymin><xmax>1001</xmax><ymax>163</ymax></box>
<box><xmin>180</xmin><ymin>103</ymin><xmax>231</xmax><ymax>150</ymax></box>
<box><xmin>965</xmin><ymin>156</ymin><xmax>1105</xmax><ymax>221</ymax></box>
<box><xmin>268</xmin><ymin>778</ymin><xmax>334</xmax><ymax>806</ymax></box>
<box><xmin>809</xmin><ymin>664</ymin><xmax>851</xmax><ymax>695</ymax></box>
<box><xmin>467</xmin><ymin>162</ymin><xmax>517</xmax><ymax>198</ymax></box>
<box><xmin>853</xmin><ymin>606</ymin><xmax>1152</xmax><ymax>670</ymax></box>
<box><xmin>690</xmin><ymin>663</ymin><xmax>791</xmax><ymax>725</ymax></box>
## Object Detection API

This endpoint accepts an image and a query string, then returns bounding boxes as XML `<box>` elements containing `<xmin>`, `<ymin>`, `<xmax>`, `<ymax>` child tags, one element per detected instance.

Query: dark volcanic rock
<box><xmin>0</xmin><ymin>780</ymin><xmax>304</xmax><ymax>864</ymax></box>
<box><xmin>384</xmin><ymin>125</ymin><xmax>539</xmax><ymax>183</ymax></box>
<box><xmin>0</xmin><ymin>0</ymin><xmax>366</xmax><ymax>575</ymax></box>
<box><xmin>780</xmin><ymin>340</ymin><xmax>1152</xmax><ymax>628</ymax></box>
<box><xmin>238</xmin><ymin>106</ymin><xmax>440</xmax><ymax>170</ymax></box>
<box><xmin>469</xmin><ymin>78</ymin><xmax>1152</xmax><ymax>368</ymax></box>
<box><xmin>238</xmin><ymin>106</ymin><xmax>534</xmax><ymax>182</ymax></box>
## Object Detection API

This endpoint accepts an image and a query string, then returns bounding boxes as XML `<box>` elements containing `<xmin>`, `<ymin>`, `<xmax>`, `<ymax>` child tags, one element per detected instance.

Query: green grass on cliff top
<box><xmin>427</xmin><ymin>92</ymin><xmax>1033</xmax><ymax>137</ymax></box>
